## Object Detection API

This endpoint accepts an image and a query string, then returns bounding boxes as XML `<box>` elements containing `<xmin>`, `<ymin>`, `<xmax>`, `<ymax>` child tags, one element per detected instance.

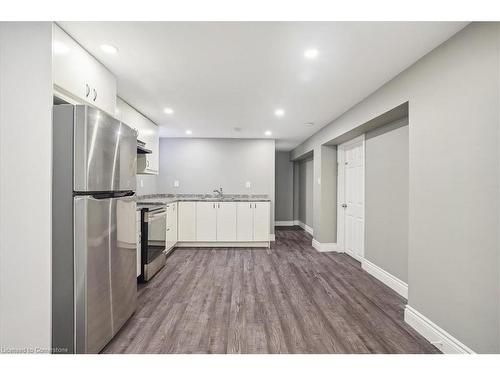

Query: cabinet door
<box><xmin>178</xmin><ymin>202</ymin><xmax>196</xmax><ymax>241</ymax></box>
<box><xmin>253</xmin><ymin>202</ymin><xmax>270</xmax><ymax>241</ymax></box>
<box><xmin>144</xmin><ymin>121</ymin><xmax>159</xmax><ymax>174</ymax></box>
<box><xmin>196</xmin><ymin>202</ymin><xmax>217</xmax><ymax>241</ymax></box>
<box><xmin>91</xmin><ymin>62</ymin><xmax>117</xmax><ymax>116</ymax></box>
<box><xmin>165</xmin><ymin>203</ymin><xmax>178</xmax><ymax>250</ymax></box>
<box><xmin>165</xmin><ymin>204</ymin><xmax>173</xmax><ymax>250</ymax></box>
<box><xmin>53</xmin><ymin>24</ymin><xmax>116</xmax><ymax>115</ymax></box>
<box><xmin>117</xmin><ymin>98</ymin><xmax>159</xmax><ymax>175</ymax></box>
<box><xmin>135</xmin><ymin>120</ymin><xmax>159</xmax><ymax>174</ymax></box>
<box><xmin>136</xmin><ymin>212</ymin><xmax>141</xmax><ymax>277</ymax></box>
<box><xmin>236</xmin><ymin>202</ymin><xmax>254</xmax><ymax>241</ymax></box>
<box><xmin>171</xmin><ymin>203</ymin><xmax>178</xmax><ymax>243</ymax></box>
<box><xmin>216</xmin><ymin>202</ymin><xmax>237</xmax><ymax>241</ymax></box>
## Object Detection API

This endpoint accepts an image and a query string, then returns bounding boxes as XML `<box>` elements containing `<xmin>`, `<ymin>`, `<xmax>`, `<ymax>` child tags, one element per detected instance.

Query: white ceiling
<box><xmin>59</xmin><ymin>22</ymin><xmax>466</xmax><ymax>150</ymax></box>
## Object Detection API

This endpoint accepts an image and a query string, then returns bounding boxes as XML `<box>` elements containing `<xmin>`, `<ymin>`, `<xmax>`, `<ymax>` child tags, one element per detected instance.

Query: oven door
<box><xmin>145</xmin><ymin>208</ymin><xmax>167</xmax><ymax>264</ymax></box>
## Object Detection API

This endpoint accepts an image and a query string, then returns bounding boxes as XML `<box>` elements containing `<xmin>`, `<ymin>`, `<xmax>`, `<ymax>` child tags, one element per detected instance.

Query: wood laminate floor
<box><xmin>102</xmin><ymin>226</ymin><xmax>439</xmax><ymax>354</ymax></box>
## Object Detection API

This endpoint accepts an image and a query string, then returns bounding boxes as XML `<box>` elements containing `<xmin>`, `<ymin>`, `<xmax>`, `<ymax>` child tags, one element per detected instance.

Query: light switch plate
<box><xmin>174</xmin><ymin>180</ymin><xmax>180</xmax><ymax>188</ymax></box>
<box><xmin>140</xmin><ymin>179</ymin><xmax>144</xmax><ymax>188</ymax></box>
<box><xmin>245</xmin><ymin>181</ymin><xmax>251</xmax><ymax>189</ymax></box>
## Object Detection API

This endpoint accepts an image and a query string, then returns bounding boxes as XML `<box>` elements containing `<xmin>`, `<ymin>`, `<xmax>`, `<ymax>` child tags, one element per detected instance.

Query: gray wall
<box><xmin>0</xmin><ymin>22</ymin><xmax>53</xmax><ymax>351</ymax></box>
<box><xmin>314</xmin><ymin>145</ymin><xmax>337</xmax><ymax>243</ymax></box>
<box><xmin>157</xmin><ymin>138</ymin><xmax>275</xmax><ymax>233</ymax></box>
<box><xmin>293</xmin><ymin>162</ymin><xmax>300</xmax><ymax>221</ymax></box>
<box><xmin>275</xmin><ymin>151</ymin><xmax>294</xmax><ymax>222</ymax></box>
<box><xmin>291</xmin><ymin>23</ymin><xmax>500</xmax><ymax>353</ymax></box>
<box><xmin>365</xmin><ymin>118</ymin><xmax>409</xmax><ymax>283</ymax></box>
<box><xmin>298</xmin><ymin>157</ymin><xmax>314</xmax><ymax>227</ymax></box>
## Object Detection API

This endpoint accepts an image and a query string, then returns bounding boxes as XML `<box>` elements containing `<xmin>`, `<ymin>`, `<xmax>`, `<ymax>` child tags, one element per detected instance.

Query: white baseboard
<box><xmin>361</xmin><ymin>258</ymin><xmax>408</xmax><ymax>298</ymax></box>
<box><xmin>269</xmin><ymin>234</ymin><xmax>275</xmax><ymax>241</ymax></box>
<box><xmin>312</xmin><ymin>238</ymin><xmax>342</xmax><ymax>253</ymax></box>
<box><xmin>275</xmin><ymin>220</ymin><xmax>294</xmax><ymax>226</ymax></box>
<box><xmin>404</xmin><ymin>306</ymin><xmax>475</xmax><ymax>354</ymax></box>
<box><xmin>176</xmin><ymin>241</ymin><xmax>269</xmax><ymax>248</ymax></box>
<box><xmin>295</xmin><ymin>220</ymin><xmax>313</xmax><ymax>235</ymax></box>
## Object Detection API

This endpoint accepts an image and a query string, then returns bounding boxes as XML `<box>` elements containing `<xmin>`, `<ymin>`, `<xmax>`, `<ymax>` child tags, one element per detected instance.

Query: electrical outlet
<box><xmin>245</xmin><ymin>181</ymin><xmax>251</xmax><ymax>189</ymax></box>
<box><xmin>173</xmin><ymin>180</ymin><xmax>180</xmax><ymax>188</ymax></box>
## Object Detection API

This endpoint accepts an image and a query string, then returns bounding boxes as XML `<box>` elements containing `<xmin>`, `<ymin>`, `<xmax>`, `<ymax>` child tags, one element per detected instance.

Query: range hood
<box><xmin>137</xmin><ymin>140</ymin><xmax>152</xmax><ymax>154</ymax></box>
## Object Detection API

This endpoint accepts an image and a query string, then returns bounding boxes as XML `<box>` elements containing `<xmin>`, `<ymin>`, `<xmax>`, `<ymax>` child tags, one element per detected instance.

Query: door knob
<box><xmin>342</xmin><ymin>203</ymin><xmax>347</xmax><ymax>208</ymax></box>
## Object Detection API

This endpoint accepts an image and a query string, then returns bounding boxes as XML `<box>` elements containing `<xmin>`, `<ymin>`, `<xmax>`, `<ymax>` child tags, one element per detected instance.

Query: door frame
<box><xmin>337</xmin><ymin>134</ymin><xmax>365</xmax><ymax>260</ymax></box>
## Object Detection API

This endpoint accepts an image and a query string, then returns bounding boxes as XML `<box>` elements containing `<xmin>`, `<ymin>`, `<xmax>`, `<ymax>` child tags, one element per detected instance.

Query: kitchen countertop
<box><xmin>136</xmin><ymin>193</ymin><xmax>271</xmax><ymax>205</ymax></box>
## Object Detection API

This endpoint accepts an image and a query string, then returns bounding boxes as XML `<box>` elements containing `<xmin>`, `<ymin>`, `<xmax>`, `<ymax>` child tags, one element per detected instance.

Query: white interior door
<box><xmin>337</xmin><ymin>135</ymin><xmax>365</xmax><ymax>259</ymax></box>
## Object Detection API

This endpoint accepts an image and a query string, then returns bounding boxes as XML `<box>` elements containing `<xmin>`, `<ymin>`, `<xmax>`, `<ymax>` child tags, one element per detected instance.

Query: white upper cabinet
<box><xmin>116</xmin><ymin>97</ymin><xmax>159</xmax><ymax>175</ymax></box>
<box><xmin>53</xmin><ymin>24</ymin><xmax>117</xmax><ymax>115</ymax></box>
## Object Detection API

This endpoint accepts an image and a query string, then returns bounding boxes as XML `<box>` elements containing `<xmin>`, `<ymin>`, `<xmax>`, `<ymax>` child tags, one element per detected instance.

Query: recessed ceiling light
<box><xmin>163</xmin><ymin>107</ymin><xmax>174</xmax><ymax>114</ymax></box>
<box><xmin>100</xmin><ymin>44</ymin><xmax>118</xmax><ymax>54</ymax></box>
<box><xmin>274</xmin><ymin>109</ymin><xmax>285</xmax><ymax>117</ymax></box>
<box><xmin>304</xmin><ymin>48</ymin><xmax>318</xmax><ymax>59</ymax></box>
<box><xmin>53</xmin><ymin>41</ymin><xmax>69</xmax><ymax>55</ymax></box>
<box><xmin>304</xmin><ymin>122</ymin><xmax>314</xmax><ymax>127</ymax></box>
<box><xmin>265</xmin><ymin>130</ymin><xmax>272</xmax><ymax>136</ymax></box>
<box><xmin>185</xmin><ymin>130</ymin><xmax>192</xmax><ymax>135</ymax></box>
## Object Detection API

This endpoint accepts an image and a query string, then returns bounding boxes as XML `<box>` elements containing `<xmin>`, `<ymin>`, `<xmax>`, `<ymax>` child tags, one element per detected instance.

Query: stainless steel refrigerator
<box><xmin>52</xmin><ymin>105</ymin><xmax>137</xmax><ymax>354</ymax></box>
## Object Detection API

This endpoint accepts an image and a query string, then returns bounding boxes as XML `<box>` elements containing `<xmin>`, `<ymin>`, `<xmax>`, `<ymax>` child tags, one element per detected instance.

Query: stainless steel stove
<box><xmin>137</xmin><ymin>202</ymin><xmax>167</xmax><ymax>282</ymax></box>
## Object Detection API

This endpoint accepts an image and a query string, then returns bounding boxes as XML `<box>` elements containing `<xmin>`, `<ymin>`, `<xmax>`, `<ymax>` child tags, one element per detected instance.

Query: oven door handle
<box><xmin>145</xmin><ymin>211</ymin><xmax>167</xmax><ymax>222</ymax></box>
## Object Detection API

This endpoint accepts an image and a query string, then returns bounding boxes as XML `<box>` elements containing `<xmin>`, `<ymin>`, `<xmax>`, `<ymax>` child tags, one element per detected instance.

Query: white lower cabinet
<box><xmin>236</xmin><ymin>202</ymin><xmax>254</xmax><ymax>241</ymax></box>
<box><xmin>253</xmin><ymin>202</ymin><xmax>271</xmax><ymax>241</ymax></box>
<box><xmin>216</xmin><ymin>202</ymin><xmax>237</xmax><ymax>241</ymax></box>
<box><xmin>196</xmin><ymin>202</ymin><xmax>217</xmax><ymax>241</ymax></box>
<box><xmin>236</xmin><ymin>202</ymin><xmax>270</xmax><ymax>241</ymax></box>
<box><xmin>176</xmin><ymin>200</ymin><xmax>269</xmax><ymax>245</ymax></box>
<box><xmin>166</xmin><ymin>202</ymin><xmax>178</xmax><ymax>251</ymax></box>
<box><xmin>136</xmin><ymin>211</ymin><xmax>141</xmax><ymax>277</ymax></box>
<box><xmin>178</xmin><ymin>202</ymin><xmax>196</xmax><ymax>241</ymax></box>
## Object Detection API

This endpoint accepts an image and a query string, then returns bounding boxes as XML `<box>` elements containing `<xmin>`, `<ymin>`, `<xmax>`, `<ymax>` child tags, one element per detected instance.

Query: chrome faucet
<box><xmin>213</xmin><ymin>187</ymin><xmax>223</xmax><ymax>197</ymax></box>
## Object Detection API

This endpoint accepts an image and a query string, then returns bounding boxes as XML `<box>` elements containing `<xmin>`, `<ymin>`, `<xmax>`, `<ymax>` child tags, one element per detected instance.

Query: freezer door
<box><xmin>74</xmin><ymin>195</ymin><xmax>137</xmax><ymax>354</ymax></box>
<box><xmin>74</xmin><ymin>105</ymin><xmax>137</xmax><ymax>192</ymax></box>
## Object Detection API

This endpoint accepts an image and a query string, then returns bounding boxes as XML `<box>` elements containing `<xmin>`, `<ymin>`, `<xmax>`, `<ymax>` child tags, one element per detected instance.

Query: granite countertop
<box><xmin>136</xmin><ymin>193</ymin><xmax>271</xmax><ymax>205</ymax></box>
